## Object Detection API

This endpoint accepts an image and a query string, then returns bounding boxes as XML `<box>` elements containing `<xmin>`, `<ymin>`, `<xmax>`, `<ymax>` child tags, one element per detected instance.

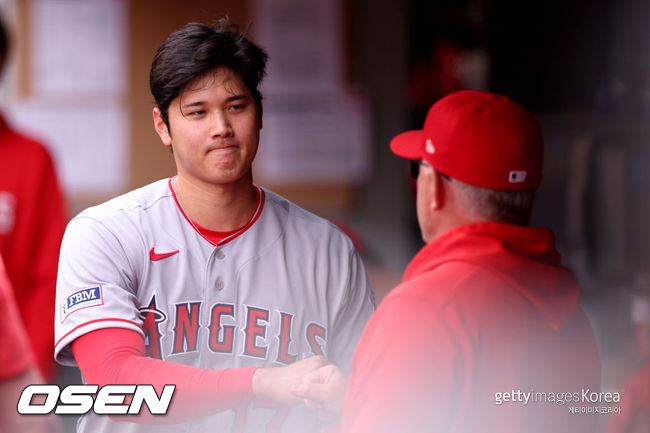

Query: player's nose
<box><xmin>209</xmin><ymin>111</ymin><xmax>233</xmax><ymax>138</ymax></box>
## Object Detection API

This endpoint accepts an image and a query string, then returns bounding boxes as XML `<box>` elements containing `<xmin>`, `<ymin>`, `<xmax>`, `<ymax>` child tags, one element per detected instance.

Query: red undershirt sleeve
<box><xmin>71</xmin><ymin>327</ymin><xmax>257</xmax><ymax>423</ymax></box>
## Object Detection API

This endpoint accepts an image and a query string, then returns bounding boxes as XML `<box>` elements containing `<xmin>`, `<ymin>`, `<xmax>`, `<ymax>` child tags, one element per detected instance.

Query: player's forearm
<box><xmin>110</xmin><ymin>356</ymin><xmax>257</xmax><ymax>423</ymax></box>
<box><xmin>72</xmin><ymin>328</ymin><xmax>256</xmax><ymax>423</ymax></box>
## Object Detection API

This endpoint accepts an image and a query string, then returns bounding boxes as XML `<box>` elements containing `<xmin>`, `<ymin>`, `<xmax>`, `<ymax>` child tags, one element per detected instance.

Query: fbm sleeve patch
<box><xmin>60</xmin><ymin>285</ymin><xmax>104</xmax><ymax>322</ymax></box>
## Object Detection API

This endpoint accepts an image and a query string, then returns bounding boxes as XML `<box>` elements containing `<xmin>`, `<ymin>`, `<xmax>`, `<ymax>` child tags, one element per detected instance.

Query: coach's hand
<box><xmin>252</xmin><ymin>355</ymin><xmax>328</xmax><ymax>405</ymax></box>
<box><xmin>291</xmin><ymin>364</ymin><xmax>347</xmax><ymax>421</ymax></box>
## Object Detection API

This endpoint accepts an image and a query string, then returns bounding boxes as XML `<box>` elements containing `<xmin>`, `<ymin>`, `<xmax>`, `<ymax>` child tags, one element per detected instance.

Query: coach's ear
<box><xmin>153</xmin><ymin>108</ymin><xmax>172</xmax><ymax>147</ymax></box>
<box><xmin>430</xmin><ymin>168</ymin><xmax>445</xmax><ymax>211</ymax></box>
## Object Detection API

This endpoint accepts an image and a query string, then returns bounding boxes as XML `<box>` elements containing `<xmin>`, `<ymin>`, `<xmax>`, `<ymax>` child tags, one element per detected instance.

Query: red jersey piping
<box><xmin>168</xmin><ymin>177</ymin><xmax>265</xmax><ymax>247</ymax></box>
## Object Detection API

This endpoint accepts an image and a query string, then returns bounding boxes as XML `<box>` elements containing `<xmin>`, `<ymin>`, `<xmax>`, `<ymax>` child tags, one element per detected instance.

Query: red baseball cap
<box><xmin>390</xmin><ymin>90</ymin><xmax>543</xmax><ymax>191</ymax></box>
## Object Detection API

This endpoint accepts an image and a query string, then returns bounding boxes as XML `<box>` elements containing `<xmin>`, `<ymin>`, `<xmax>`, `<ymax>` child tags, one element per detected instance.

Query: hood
<box><xmin>403</xmin><ymin>222</ymin><xmax>581</xmax><ymax>331</ymax></box>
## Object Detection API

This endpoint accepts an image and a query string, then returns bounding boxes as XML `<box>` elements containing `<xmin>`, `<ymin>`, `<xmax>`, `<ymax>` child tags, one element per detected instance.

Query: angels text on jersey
<box><xmin>139</xmin><ymin>295</ymin><xmax>327</xmax><ymax>363</ymax></box>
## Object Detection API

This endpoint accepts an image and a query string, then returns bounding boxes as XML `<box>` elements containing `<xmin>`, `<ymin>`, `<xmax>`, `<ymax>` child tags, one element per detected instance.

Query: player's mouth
<box><xmin>207</xmin><ymin>143</ymin><xmax>239</xmax><ymax>154</ymax></box>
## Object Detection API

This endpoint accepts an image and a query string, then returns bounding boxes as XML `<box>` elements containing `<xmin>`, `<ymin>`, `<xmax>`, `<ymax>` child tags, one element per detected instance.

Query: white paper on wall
<box><xmin>7</xmin><ymin>102</ymin><xmax>129</xmax><ymax>195</ymax></box>
<box><xmin>255</xmin><ymin>90</ymin><xmax>372</xmax><ymax>184</ymax></box>
<box><xmin>30</xmin><ymin>0</ymin><xmax>127</xmax><ymax>95</ymax></box>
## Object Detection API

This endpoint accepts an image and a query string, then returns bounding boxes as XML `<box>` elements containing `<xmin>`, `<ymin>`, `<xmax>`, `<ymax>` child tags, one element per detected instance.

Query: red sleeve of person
<box><xmin>0</xmin><ymin>254</ymin><xmax>33</xmax><ymax>380</ymax></box>
<box><xmin>0</xmin><ymin>114</ymin><xmax>66</xmax><ymax>382</ymax></box>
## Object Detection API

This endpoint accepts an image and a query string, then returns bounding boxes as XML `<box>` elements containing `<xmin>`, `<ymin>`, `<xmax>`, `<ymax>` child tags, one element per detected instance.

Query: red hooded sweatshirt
<box><xmin>0</xmin><ymin>114</ymin><xmax>66</xmax><ymax>381</ymax></box>
<box><xmin>343</xmin><ymin>222</ymin><xmax>601</xmax><ymax>433</ymax></box>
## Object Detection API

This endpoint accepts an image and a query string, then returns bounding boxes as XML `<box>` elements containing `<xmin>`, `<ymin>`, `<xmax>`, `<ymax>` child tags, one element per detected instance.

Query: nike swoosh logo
<box><xmin>149</xmin><ymin>247</ymin><xmax>179</xmax><ymax>261</ymax></box>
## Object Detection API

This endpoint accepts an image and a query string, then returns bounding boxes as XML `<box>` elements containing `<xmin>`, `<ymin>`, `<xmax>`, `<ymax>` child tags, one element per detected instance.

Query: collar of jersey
<box><xmin>168</xmin><ymin>177</ymin><xmax>265</xmax><ymax>247</ymax></box>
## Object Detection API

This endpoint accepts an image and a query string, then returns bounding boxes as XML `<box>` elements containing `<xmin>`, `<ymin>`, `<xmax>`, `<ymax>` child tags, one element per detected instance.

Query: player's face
<box><xmin>153</xmin><ymin>66</ymin><xmax>261</xmax><ymax>186</ymax></box>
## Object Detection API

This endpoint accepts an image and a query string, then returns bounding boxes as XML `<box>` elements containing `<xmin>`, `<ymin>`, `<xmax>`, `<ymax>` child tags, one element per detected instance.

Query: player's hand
<box><xmin>291</xmin><ymin>364</ymin><xmax>347</xmax><ymax>421</ymax></box>
<box><xmin>251</xmin><ymin>355</ymin><xmax>328</xmax><ymax>405</ymax></box>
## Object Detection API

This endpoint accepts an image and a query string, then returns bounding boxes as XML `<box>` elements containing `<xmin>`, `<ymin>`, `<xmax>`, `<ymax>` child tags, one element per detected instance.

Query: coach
<box><xmin>295</xmin><ymin>90</ymin><xmax>601</xmax><ymax>433</ymax></box>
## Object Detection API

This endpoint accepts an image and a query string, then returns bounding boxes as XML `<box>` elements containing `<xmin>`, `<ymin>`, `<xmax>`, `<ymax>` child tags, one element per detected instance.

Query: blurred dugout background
<box><xmin>0</xmin><ymin>0</ymin><xmax>649</xmax><ymax>432</ymax></box>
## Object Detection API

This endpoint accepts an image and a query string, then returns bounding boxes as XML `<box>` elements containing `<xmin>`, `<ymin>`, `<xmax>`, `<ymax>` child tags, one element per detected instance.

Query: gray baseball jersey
<box><xmin>54</xmin><ymin>178</ymin><xmax>375</xmax><ymax>433</ymax></box>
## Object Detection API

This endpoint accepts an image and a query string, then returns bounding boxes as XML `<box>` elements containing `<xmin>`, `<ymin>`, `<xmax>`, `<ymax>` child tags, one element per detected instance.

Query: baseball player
<box><xmin>54</xmin><ymin>19</ymin><xmax>375</xmax><ymax>433</ymax></box>
<box><xmin>294</xmin><ymin>90</ymin><xmax>601</xmax><ymax>433</ymax></box>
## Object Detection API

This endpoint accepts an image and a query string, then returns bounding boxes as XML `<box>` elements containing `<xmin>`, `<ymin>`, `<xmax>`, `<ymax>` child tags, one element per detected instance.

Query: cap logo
<box><xmin>425</xmin><ymin>139</ymin><xmax>435</xmax><ymax>154</ymax></box>
<box><xmin>509</xmin><ymin>170</ymin><xmax>527</xmax><ymax>183</ymax></box>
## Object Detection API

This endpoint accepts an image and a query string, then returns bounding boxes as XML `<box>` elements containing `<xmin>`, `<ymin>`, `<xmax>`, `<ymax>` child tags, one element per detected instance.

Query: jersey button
<box><xmin>215</xmin><ymin>278</ymin><xmax>225</xmax><ymax>291</ymax></box>
<box><xmin>215</xmin><ymin>249</ymin><xmax>225</xmax><ymax>260</ymax></box>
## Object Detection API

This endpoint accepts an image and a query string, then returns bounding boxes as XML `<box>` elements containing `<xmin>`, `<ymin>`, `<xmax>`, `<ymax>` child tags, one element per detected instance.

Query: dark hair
<box><xmin>149</xmin><ymin>17</ymin><xmax>268</xmax><ymax>126</ymax></box>
<box><xmin>0</xmin><ymin>13</ymin><xmax>9</xmax><ymax>77</ymax></box>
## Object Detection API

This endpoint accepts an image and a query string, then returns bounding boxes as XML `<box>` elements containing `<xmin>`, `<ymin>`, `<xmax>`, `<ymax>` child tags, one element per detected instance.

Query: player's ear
<box><xmin>153</xmin><ymin>107</ymin><xmax>172</xmax><ymax>147</ymax></box>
